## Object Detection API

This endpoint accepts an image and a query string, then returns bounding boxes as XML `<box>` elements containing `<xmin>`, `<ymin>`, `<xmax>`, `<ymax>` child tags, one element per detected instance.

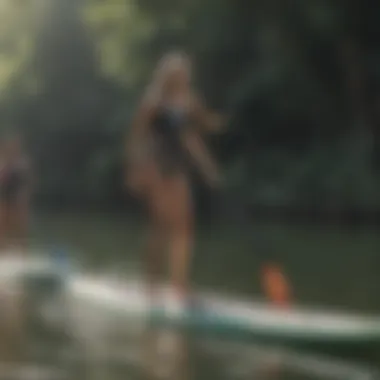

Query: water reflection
<box><xmin>0</xmin><ymin>312</ymin><xmax>378</xmax><ymax>380</ymax></box>
<box><xmin>0</xmin><ymin>252</ymin><xmax>379</xmax><ymax>380</ymax></box>
<box><xmin>142</xmin><ymin>327</ymin><xmax>189</xmax><ymax>380</ymax></box>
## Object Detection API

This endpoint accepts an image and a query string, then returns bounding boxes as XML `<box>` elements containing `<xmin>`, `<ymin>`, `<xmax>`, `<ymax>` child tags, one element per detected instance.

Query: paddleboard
<box><xmin>67</xmin><ymin>277</ymin><xmax>380</xmax><ymax>351</ymax></box>
<box><xmin>1</xmin><ymin>254</ymin><xmax>380</xmax><ymax>353</ymax></box>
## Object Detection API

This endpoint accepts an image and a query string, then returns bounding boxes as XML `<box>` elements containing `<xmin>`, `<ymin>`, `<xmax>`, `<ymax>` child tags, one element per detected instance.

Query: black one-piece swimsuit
<box><xmin>151</xmin><ymin>106</ymin><xmax>192</xmax><ymax>176</ymax></box>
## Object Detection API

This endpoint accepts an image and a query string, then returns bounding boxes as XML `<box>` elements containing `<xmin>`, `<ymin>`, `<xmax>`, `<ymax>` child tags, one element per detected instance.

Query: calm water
<box><xmin>21</xmin><ymin>212</ymin><xmax>380</xmax><ymax>380</ymax></box>
<box><xmin>32</xmin><ymin>213</ymin><xmax>379</xmax><ymax>312</ymax></box>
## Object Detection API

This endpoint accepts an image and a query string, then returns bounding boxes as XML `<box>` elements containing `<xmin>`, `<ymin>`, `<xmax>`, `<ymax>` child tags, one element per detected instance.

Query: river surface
<box><xmin>14</xmin><ymin>212</ymin><xmax>379</xmax><ymax>380</ymax></box>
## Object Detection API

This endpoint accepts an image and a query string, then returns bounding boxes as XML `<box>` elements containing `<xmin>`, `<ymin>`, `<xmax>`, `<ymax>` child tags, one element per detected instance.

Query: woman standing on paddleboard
<box><xmin>0</xmin><ymin>134</ymin><xmax>32</xmax><ymax>361</ymax></box>
<box><xmin>126</xmin><ymin>51</ymin><xmax>224</xmax><ymax>313</ymax></box>
<box><xmin>0</xmin><ymin>134</ymin><xmax>32</xmax><ymax>252</ymax></box>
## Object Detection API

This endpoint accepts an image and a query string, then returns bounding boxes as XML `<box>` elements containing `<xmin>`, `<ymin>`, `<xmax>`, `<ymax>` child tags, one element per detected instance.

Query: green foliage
<box><xmin>83</xmin><ymin>0</ymin><xmax>156</xmax><ymax>86</ymax></box>
<box><xmin>0</xmin><ymin>0</ymin><xmax>379</xmax><ymax>213</ymax></box>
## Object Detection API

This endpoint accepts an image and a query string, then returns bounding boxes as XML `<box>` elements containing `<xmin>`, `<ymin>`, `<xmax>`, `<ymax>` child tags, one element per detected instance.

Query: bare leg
<box><xmin>144</xmin><ymin>176</ymin><xmax>169</xmax><ymax>300</ymax></box>
<box><xmin>169</xmin><ymin>221</ymin><xmax>192</xmax><ymax>297</ymax></box>
<box><xmin>141</xmin><ymin>183</ymin><xmax>169</xmax><ymax>376</ymax></box>
<box><xmin>167</xmin><ymin>176</ymin><xmax>193</xmax><ymax>298</ymax></box>
<box><xmin>0</xmin><ymin>198</ymin><xmax>27</xmax><ymax>363</ymax></box>
<box><xmin>0</xmin><ymin>290</ymin><xmax>25</xmax><ymax>363</ymax></box>
<box><xmin>144</xmin><ymin>222</ymin><xmax>166</xmax><ymax>299</ymax></box>
<box><xmin>0</xmin><ymin>201</ymin><xmax>27</xmax><ymax>361</ymax></box>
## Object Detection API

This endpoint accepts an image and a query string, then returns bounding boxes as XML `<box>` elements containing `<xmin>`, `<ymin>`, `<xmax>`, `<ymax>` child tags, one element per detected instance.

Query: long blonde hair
<box><xmin>148</xmin><ymin>51</ymin><xmax>192</xmax><ymax>102</ymax></box>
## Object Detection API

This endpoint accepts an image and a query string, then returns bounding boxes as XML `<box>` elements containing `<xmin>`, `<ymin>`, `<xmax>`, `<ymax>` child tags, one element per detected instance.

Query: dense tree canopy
<box><xmin>0</xmin><ymin>0</ymin><xmax>379</xmax><ymax>216</ymax></box>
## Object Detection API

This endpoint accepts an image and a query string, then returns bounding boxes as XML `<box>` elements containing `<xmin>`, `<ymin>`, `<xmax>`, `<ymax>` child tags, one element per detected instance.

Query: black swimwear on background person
<box><xmin>0</xmin><ymin>159</ymin><xmax>29</xmax><ymax>203</ymax></box>
<box><xmin>151</xmin><ymin>105</ymin><xmax>192</xmax><ymax>176</ymax></box>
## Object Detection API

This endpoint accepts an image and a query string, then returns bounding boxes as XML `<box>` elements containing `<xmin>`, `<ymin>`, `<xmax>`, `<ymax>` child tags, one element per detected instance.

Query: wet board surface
<box><xmin>1</xmin><ymin>254</ymin><xmax>380</xmax><ymax>350</ymax></box>
<box><xmin>67</xmin><ymin>276</ymin><xmax>380</xmax><ymax>347</ymax></box>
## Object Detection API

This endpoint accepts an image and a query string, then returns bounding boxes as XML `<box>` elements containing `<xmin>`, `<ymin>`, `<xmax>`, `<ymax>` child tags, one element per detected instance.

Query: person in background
<box><xmin>0</xmin><ymin>134</ymin><xmax>32</xmax><ymax>363</ymax></box>
<box><xmin>126</xmin><ymin>51</ymin><xmax>224</xmax><ymax>314</ymax></box>
<box><xmin>0</xmin><ymin>133</ymin><xmax>32</xmax><ymax>252</ymax></box>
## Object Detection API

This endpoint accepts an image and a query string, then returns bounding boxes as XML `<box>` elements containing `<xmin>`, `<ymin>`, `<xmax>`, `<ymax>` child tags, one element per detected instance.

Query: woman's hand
<box><xmin>203</xmin><ymin>164</ymin><xmax>222</xmax><ymax>189</ymax></box>
<box><xmin>191</xmin><ymin>94</ymin><xmax>228</xmax><ymax>134</ymax></box>
<box><xmin>207</xmin><ymin>113</ymin><xmax>228</xmax><ymax>133</ymax></box>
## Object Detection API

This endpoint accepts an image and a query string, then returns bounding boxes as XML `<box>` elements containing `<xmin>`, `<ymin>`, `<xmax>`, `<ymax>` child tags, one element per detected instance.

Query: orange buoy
<box><xmin>261</xmin><ymin>263</ymin><xmax>292</xmax><ymax>307</ymax></box>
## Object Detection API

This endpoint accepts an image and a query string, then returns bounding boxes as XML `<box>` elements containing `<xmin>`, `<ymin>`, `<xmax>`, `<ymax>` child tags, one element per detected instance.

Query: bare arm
<box><xmin>191</xmin><ymin>94</ymin><xmax>226</xmax><ymax>134</ymax></box>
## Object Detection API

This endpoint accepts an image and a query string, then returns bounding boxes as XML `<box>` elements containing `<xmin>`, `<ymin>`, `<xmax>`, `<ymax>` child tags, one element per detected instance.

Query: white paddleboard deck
<box><xmin>0</xmin><ymin>253</ymin><xmax>380</xmax><ymax>346</ymax></box>
<box><xmin>68</xmin><ymin>276</ymin><xmax>380</xmax><ymax>343</ymax></box>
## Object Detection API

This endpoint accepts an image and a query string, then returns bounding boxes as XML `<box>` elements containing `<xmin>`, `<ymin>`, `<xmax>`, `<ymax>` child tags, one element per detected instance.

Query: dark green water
<box><xmin>23</xmin><ymin>213</ymin><xmax>380</xmax><ymax>380</ymax></box>
<box><xmin>32</xmin><ymin>213</ymin><xmax>379</xmax><ymax>312</ymax></box>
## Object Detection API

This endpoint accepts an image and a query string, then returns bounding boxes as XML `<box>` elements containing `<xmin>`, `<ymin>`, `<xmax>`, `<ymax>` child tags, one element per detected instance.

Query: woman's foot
<box><xmin>165</xmin><ymin>291</ymin><xmax>204</xmax><ymax>320</ymax></box>
<box><xmin>147</xmin><ymin>286</ymin><xmax>202</xmax><ymax>321</ymax></box>
<box><xmin>166</xmin><ymin>295</ymin><xmax>186</xmax><ymax>318</ymax></box>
